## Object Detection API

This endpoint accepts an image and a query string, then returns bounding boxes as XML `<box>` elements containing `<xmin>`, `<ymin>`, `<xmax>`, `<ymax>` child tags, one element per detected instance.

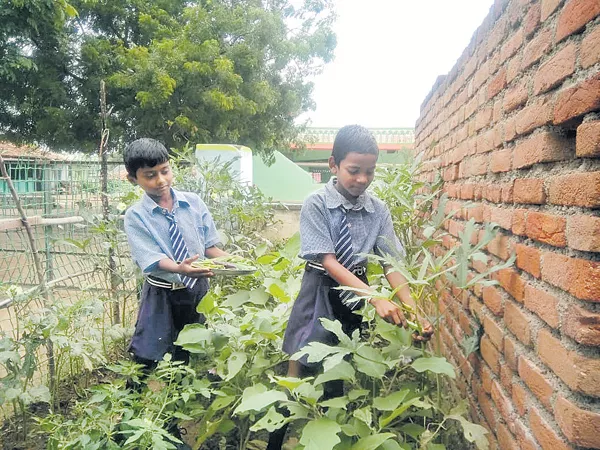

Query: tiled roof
<box><xmin>0</xmin><ymin>141</ymin><xmax>66</xmax><ymax>160</ymax></box>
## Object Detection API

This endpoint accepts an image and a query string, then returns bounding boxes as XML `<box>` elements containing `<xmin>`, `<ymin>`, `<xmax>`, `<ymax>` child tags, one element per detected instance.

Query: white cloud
<box><xmin>299</xmin><ymin>0</ymin><xmax>494</xmax><ymax>128</ymax></box>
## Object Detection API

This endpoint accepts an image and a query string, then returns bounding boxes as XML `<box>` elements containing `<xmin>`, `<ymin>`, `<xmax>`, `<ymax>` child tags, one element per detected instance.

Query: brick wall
<box><xmin>414</xmin><ymin>1</ymin><xmax>600</xmax><ymax>448</ymax></box>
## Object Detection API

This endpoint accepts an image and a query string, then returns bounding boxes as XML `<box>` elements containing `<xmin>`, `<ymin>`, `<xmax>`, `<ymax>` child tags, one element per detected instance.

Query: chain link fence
<box><xmin>0</xmin><ymin>156</ymin><xmax>139</xmax><ymax>413</ymax></box>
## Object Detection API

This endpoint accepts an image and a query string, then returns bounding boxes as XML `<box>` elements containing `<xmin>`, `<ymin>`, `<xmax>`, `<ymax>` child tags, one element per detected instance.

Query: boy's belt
<box><xmin>306</xmin><ymin>262</ymin><xmax>367</xmax><ymax>277</ymax></box>
<box><xmin>146</xmin><ymin>275</ymin><xmax>187</xmax><ymax>290</ymax></box>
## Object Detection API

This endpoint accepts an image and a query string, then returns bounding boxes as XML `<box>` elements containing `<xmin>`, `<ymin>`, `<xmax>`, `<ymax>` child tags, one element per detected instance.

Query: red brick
<box><xmin>555</xmin><ymin>396</ymin><xmax>600</xmax><ymax>448</ymax></box>
<box><xmin>554</xmin><ymin>74</ymin><xmax>600</xmax><ymax>125</ymax></box>
<box><xmin>443</xmin><ymin>164</ymin><xmax>459</xmax><ymax>181</ymax></box>
<box><xmin>484</xmin><ymin>315</ymin><xmax>504</xmax><ymax>350</ymax></box>
<box><xmin>512</xmin><ymin>209</ymin><xmax>527</xmax><ymax>236</ymax></box>
<box><xmin>547</xmin><ymin>171</ymin><xmax>600</xmax><ymax>207</ymax></box>
<box><xmin>541</xmin><ymin>251</ymin><xmax>571</xmax><ymax>291</ymax></box>
<box><xmin>524</xmin><ymin>3</ymin><xmax>541</xmax><ymax>37</ymax></box>
<box><xmin>534</xmin><ymin>43</ymin><xmax>577</xmax><ymax>94</ymax></box>
<box><xmin>515</xmin><ymin>418</ymin><xmax>540</xmax><ymax>450</ymax></box>
<box><xmin>504</xmin><ymin>335</ymin><xmax>519</xmax><ymax>370</ymax></box>
<box><xmin>475</xmin><ymin>107</ymin><xmax>493</xmax><ymax>131</ymax></box>
<box><xmin>496</xmin><ymin>268</ymin><xmax>526</xmax><ymax>302</ymax></box>
<box><xmin>538</xmin><ymin>328</ymin><xmax>600</xmax><ymax>397</ymax></box>
<box><xmin>556</xmin><ymin>0</ymin><xmax>600</xmax><ymax>42</ymax></box>
<box><xmin>477</xmin><ymin>129</ymin><xmax>495</xmax><ymax>154</ymax></box>
<box><xmin>497</xmin><ymin>422</ymin><xmax>519</xmax><ymax>450</ymax></box>
<box><xmin>515</xmin><ymin>96</ymin><xmax>555</xmax><ymax>137</ymax></box>
<box><xmin>479</xmin><ymin>364</ymin><xmax>493</xmax><ymax>395</ymax></box>
<box><xmin>513</xmin><ymin>131</ymin><xmax>569</xmax><ymax>169</ymax></box>
<box><xmin>541</xmin><ymin>0</ymin><xmax>561</xmax><ymax>21</ymax></box>
<box><xmin>465</xmin><ymin>154</ymin><xmax>489</xmax><ymax>176</ymax></box>
<box><xmin>491</xmin><ymin>380</ymin><xmax>515</xmax><ymax>429</ymax></box>
<box><xmin>570</xmin><ymin>258</ymin><xmax>600</xmax><ymax>301</ymax></box>
<box><xmin>480</xmin><ymin>335</ymin><xmax>501</xmax><ymax>375</ymax></box>
<box><xmin>483</xmin><ymin>286</ymin><xmax>504</xmax><ymax>316</ymax></box>
<box><xmin>488</xmin><ymin>68</ymin><xmax>506</xmax><ymax>100</ymax></box>
<box><xmin>506</xmin><ymin>53</ymin><xmax>522</xmax><ymax>84</ymax></box>
<box><xmin>500</xmin><ymin>361</ymin><xmax>514</xmax><ymax>393</ymax></box>
<box><xmin>529</xmin><ymin>406</ymin><xmax>572</xmax><ymax>450</ymax></box>
<box><xmin>466</xmin><ymin>203</ymin><xmax>485</xmax><ymax>223</ymax></box>
<box><xmin>478</xmin><ymin>389</ymin><xmax>498</xmax><ymax>430</ymax></box>
<box><xmin>526</xmin><ymin>211</ymin><xmax>567</xmax><ymax>247</ymax></box>
<box><xmin>487</xmin><ymin>233</ymin><xmax>512</xmax><ymax>260</ymax></box>
<box><xmin>581</xmin><ymin>24</ymin><xmax>600</xmax><ymax>68</ymax></box>
<box><xmin>518</xmin><ymin>356</ymin><xmax>554</xmax><ymax>410</ymax></box>
<box><xmin>489</xmin><ymin>205</ymin><xmax>513</xmax><ymax>230</ymax></box>
<box><xmin>522</xmin><ymin>27</ymin><xmax>553</xmax><ymax>70</ymax></box>
<box><xmin>563</xmin><ymin>304</ymin><xmax>600</xmax><ymax>346</ymax></box>
<box><xmin>484</xmin><ymin>182</ymin><xmax>513</xmax><ymax>203</ymax></box>
<box><xmin>500</xmin><ymin>29</ymin><xmax>524</xmax><ymax>64</ymax></box>
<box><xmin>505</xmin><ymin>116</ymin><xmax>517</xmax><ymax>143</ymax></box>
<box><xmin>524</xmin><ymin>284</ymin><xmax>560</xmax><ymax>328</ymax></box>
<box><xmin>576</xmin><ymin>120</ymin><xmax>600</xmax><ymax>157</ymax></box>
<box><xmin>505</xmin><ymin>301</ymin><xmax>532</xmax><ymax>345</ymax></box>
<box><xmin>503</xmin><ymin>77</ymin><xmax>529</xmax><ymax>113</ymax></box>
<box><xmin>513</xmin><ymin>383</ymin><xmax>529</xmax><ymax>416</ymax></box>
<box><xmin>516</xmin><ymin>243</ymin><xmax>541</xmax><ymax>278</ymax></box>
<box><xmin>567</xmin><ymin>215</ymin><xmax>600</xmax><ymax>252</ymax></box>
<box><xmin>513</xmin><ymin>178</ymin><xmax>546</xmax><ymax>204</ymax></box>
<box><xmin>490</xmin><ymin>148</ymin><xmax>512</xmax><ymax>173</ymax></box>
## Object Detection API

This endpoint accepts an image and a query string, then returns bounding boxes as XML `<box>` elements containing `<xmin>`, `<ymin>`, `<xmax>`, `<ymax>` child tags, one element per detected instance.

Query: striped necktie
<box><xmin>163</xmin><ymin>210</ymin><xmax>197</xmax><ymax>290</ymax></box>
<box><xmin>335</xmin><ymin>207</ymin><xmax>359</xmax><ymax>309</ymax></box>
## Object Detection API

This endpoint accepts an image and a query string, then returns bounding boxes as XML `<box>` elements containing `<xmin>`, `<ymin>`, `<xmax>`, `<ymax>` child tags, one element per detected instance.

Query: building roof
<box><xmin>300</xmin><ymin>127</ymin><xmax>415</xmax><ymax>145</ymax></box>
<box><xmin>0</xmin><ymin>141</ymin><xmax>67</xmax><ymax>161</ymax></box>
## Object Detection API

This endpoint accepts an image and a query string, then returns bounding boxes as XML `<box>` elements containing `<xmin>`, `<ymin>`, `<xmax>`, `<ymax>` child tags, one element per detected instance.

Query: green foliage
<box><xmin>169</xmin><ymin>145</ymin><xmax>278</xmax><ymax>253</ymax></box>
<box><xmin>39</xmin><ymin>358</ymin><xmax>207</xmax><ymax>449</ymax></box>
<box><xmin>0</xmin><ymin>0</ymin><xmax>336</xmax><ymax>153</ymax></box>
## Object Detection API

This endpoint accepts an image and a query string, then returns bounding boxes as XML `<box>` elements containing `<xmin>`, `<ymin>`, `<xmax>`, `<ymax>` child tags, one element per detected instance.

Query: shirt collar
<box><xmin>324</xmin><ymin>178</ymin><xmax>375</xmax><ymax>213</ymax></box>
<box><xmin>141</xmin><ymin>188</ymin><xmax>190</xmax><ymax>214</ymax></box>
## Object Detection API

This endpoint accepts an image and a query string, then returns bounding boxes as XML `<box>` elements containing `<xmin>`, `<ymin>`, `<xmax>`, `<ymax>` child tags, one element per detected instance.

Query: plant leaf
<box><xmin>350</xmin><ymin>433</ymin><xmax>396</xmax><ymax>450</ymax></box>
<box><xmin>233</xmin><ymin>383</ymin><xmax>287</xmax><ymax>415</ymax></box>
<box><xmin>410</xmin><ymin>356</ymin><xmax>455</xmax><ymax>378</ymax></box>
<box><xmin>225</xmin><ymin>352</ymin><xmax>247</xmax><ymax>381</ymax></box>
<box><xmin>314</xmin><ymin>361</ymin><xmax>355</xmax><ymax>385</ymax></box>
<box><xmin>299</xmin><ymin>418</ymin><xmax>341</xmax><ymax>450</ymax></box>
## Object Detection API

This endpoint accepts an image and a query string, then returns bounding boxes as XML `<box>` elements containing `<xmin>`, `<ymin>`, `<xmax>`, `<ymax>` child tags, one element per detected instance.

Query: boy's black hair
<box><xmin>123</xmin><ymin>138</ymin><xmax>170</xmax><ymax>178</ymax></box>
<box><xmin>331</xmin><ymin>125</ymin><xmax>379</xmax><ymax>165</ymax></box>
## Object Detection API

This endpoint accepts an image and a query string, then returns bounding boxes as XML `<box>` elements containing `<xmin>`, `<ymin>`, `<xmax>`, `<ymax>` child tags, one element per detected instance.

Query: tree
<box><xmin>0</xmin><ymin>0</ymin><xmax>336</xmax><ymax>156</ymax></box>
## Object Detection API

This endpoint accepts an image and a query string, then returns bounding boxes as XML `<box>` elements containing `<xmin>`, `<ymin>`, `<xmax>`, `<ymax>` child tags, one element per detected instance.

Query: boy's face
<box><xmin>329</xmin><ymin>152</ymin><xmax>377</xmax><ymax>200</ymax></box>
<box><xmin>127</xmin><ymin>161</ymin><xmax>174</xmax><ymax>200</ymax></box>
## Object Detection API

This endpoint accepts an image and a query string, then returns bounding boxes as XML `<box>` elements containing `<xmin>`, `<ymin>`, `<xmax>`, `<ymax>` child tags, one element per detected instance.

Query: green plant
<box><xmin>170</xmin><ymin>145</ymin><xmax>278</xmax><ymax>253</ymax></box>
<box><xmin>248</xmin><ymin>316</ymin><xmax>488</xmax><ymax>450</ymax></box>
<box><xmin>39</xmin><ymin>356</ymin><xmax>212</xmax><ymax>449</ymax></box>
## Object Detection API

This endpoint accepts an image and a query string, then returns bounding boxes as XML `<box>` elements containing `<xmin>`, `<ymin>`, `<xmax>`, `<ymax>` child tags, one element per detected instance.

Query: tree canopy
<box><xmin>0</xmin><ymin>0</ymin><xmax>336</xmax><ymax>156</ymax></box>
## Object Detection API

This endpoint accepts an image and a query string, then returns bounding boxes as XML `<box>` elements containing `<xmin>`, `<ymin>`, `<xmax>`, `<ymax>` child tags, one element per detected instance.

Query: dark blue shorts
<box><xmin>129</xmin><ymin>278</ymin><xmax>209</xmax><ymax>362</ymax></box>
<box><xmin>282</xmin><ymin>264</ymin><xmax>367</xmax><ymax>364</ymax></box>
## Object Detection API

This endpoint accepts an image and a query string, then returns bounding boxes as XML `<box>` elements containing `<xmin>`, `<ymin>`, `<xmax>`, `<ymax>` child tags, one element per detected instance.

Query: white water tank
<box><xmin>195</xmin><ymin>144</ymin><xmax>253</xmax><ymax>186</ymax></box>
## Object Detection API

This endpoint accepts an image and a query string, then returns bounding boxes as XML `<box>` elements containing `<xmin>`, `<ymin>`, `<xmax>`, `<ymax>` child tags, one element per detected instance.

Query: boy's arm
<box><xmin>385</xmin><ymin>268</ymin><xmax>434</xmax><ymax>340</ymax></box>
<box><xmin>205</xmin><ymin>246</ymin><xmax>228</xmax><ymax>258</ymax></box>
<box><xmin>384</xmin><ymin>269</ymin><xmax>415</xmax><ymax>311</ymax></box>
<box><xmin>321</xmin><ymin>254</ymin><xmax>407</xmax><ymax>327</ymax></box>
<box><xmin>157</xmin><ymin>255</ymin><xmax>213</xmax><ymax>278</ymax></box>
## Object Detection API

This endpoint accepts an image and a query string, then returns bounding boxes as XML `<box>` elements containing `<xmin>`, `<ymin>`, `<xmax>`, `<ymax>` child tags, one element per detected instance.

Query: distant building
<box><xmin>286</xmin><ymin>127</ymin><xmax>415</xmax><ymax>183</ymax></box>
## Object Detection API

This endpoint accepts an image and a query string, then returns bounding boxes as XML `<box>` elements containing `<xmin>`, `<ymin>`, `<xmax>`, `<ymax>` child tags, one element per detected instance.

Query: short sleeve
<box><xmin>374</xmin><ymin>207</ymin><xmax>404</xmax><ymax>261</ymax></box>
<box><xmin>299</xmin><ymin>195</ymin><xmax>335</xmax><ymax>260</ymax></box>
<box><xmin>124</xmin><ymin>209</ymin><xmax>168</xmax><ymax>274</ymax></box>
<box><xmin>196</xmin><ymin>196</ymin><xmax>221</xmax><ymax>249</ymax></box>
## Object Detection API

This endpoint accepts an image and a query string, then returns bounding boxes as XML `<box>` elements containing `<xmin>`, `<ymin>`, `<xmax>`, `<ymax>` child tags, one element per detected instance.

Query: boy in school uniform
<box><xmin>268</xmin><ymin>125</ymin><xmax>432</xmax><ymax>449</ymax></box>
<box><xmin>123</xmin><ymin>138</ymin><xmax>229</xmax><ymax>369</ymax></box>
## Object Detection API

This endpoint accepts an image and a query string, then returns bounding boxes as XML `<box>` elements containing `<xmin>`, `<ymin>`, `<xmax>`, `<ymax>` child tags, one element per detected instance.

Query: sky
<box><xmin>299</xmin><ymin>0</ymin><xmax>494</xmax><ymax>129</ymax></box>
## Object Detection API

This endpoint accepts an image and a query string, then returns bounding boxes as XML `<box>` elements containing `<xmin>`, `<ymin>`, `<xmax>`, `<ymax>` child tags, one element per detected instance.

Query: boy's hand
<box><xmin>179</xmin><ymin>254</ymin><xmax>214</xmax><ymax>278</ymax></box>
<box><xmin>370</xmin><ymin>298</ymin><xmax>407</xmax><ymax>327</ymax></box>
<box><xmin>413</xmin><ymin>320</ymin><xmax>434</xmax><ymax>343</ymax></box>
